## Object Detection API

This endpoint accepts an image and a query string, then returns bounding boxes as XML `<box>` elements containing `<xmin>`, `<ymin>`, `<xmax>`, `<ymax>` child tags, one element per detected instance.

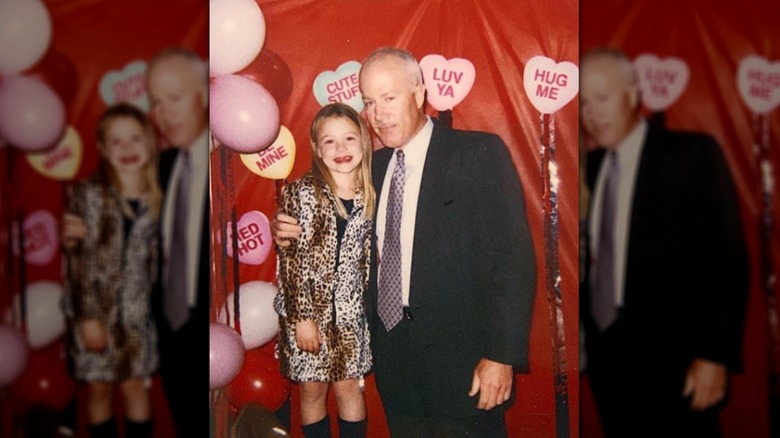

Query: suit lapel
<box><xmin>624</xmin><ymin>124</ymin><xmax>662</xmax><ymax>304</ymax></box>
<box><xmin>409</xmin><ymin>123</ymin><xmax>451</xmax><ymax>294</ymax></box>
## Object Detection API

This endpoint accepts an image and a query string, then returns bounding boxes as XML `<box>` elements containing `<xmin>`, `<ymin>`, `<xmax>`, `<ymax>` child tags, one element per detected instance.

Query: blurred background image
<box><xmin>580</xmin><ymin>1</ymin><xmax>780</xmax><ymax>437</ymax></box>
<box><xmin>0</xmin><ymin>1</ymin><xmax>206</xmax><ymax>436</ymax></box>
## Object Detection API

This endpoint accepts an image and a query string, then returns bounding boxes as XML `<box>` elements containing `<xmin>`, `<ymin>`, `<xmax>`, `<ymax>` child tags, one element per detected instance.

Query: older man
<box><xmin>274</xmin><ymin>47</ymin><xmax>536</xmax><ymax>437</ymax></box>
<box><xmin>580</xmin><ymin>47</ymin><xmax>748</xmax><ymax>437</ymax></box>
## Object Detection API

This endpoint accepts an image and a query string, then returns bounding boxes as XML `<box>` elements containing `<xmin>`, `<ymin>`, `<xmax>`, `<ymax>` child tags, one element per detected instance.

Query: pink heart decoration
<box><xmin>13</xmin><ymin>209</ymin><xmax>57</xmax><ymax>266</ymax></box>
<box><xmin>226</xmin><ymin>210</ymin><xmax>271</xmax><ymax>265</ymax></box>
<box><xmin>419</xmin><ymin>54</ymin><xmax>475</xmax><ymax>111</ymax></box>
<box><xmin>737</xmin><ymin>55</ymin><xmax>780</xmax><ymax>115</ymax></box>
<box><xmin>633</xmin><ymin>54</ymin><xmax>689</xmax><ymax>112</ymax></box>
<box><xmin>523</xmin><ymin>56</ymin><xmax>579</xmax><ymax>114</ymax></box>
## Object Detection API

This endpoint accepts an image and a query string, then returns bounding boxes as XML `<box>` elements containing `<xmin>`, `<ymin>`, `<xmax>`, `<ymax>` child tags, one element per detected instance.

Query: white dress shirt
<box><xmin>163</xmin><ymin>129</ymin><xmax>209</xmax><ymax>308</ymax></box>
<box><xmin>376</xmin><ymin>117</ymin><xmax>434</xmax><ymax>306</ymax></box>
<box><xmin>589</xmin><ymin>119</ymin><xmax>646</xmax><ymax>307</ymax></box>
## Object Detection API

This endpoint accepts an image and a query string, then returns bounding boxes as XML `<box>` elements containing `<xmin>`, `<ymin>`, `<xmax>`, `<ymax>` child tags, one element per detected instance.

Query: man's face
<box><xmin>360</xmin><ymin>59</ymin><xmax>425</xmax><ymax>149</ymax></box>
<box><xmin>147</xmin><ymin>57</ymin><xmax>207</xmax><ymax>148</ymax></box>
<box><xmin>580</xmin><ymin>57</ymin><xmax>639</xmax><ymax>148</ymax></box>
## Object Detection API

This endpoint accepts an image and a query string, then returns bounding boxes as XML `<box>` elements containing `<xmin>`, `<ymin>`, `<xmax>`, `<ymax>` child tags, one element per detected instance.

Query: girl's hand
<box><xmin>295</xmin><ymin>320</ymin><xmax>321</xmax><ymax>353</ymax></box>
<box><xmin>82</xmin><ymin>319</ymin><xmax>108</xmax><ymax>352</ymax></box>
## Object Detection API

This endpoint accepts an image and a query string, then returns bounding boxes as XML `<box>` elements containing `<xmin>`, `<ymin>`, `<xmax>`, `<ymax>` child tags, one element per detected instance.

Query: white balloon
<box><xmin>218</xmin><ymin>281</ymin><xmax>279</xmax><ymax>350</ymax></box>
<box><xmin>0</xmin><ymin>0</ymin><xmax>53</xmax><ymax>74</ymax></box>
<box><xmin>4</xmin><ymin>281</ymin><xmax>66</xmax><ymax>350</ymax></box>
<box><xmin>209</xmin><ymin>0</ymin><xmax>266</xmax><ymax>76</ymax></box>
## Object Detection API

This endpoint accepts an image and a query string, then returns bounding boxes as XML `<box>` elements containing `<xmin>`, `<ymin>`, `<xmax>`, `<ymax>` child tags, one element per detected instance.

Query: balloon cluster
<box><xmin>0</xmin><ymin>0</ymin><xmax>78</xmax><ymax>152</ymax></box>
<box><xmin>0</xmin><ymin>281</ymin><xmax>72</xmax><ymax>412</ymax></box>
<box><xmin>210</xmin><ymin>282</ymin><xmax>289</xmax><ymax>413</ymax></box>
<box><xmin>209</xmin><ymin>0</ymin><xmax>292</xmax><ymax>155</ymax></box>
<box><xmin>209</xmin><ymin>0</ymin><xmax>291</xmax><ymax>413</ymax></box>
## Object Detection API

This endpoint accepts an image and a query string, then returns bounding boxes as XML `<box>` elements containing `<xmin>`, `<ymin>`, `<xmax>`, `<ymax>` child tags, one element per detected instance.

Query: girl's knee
<box><xmin>120</xmin><ymin>378</ymin><xmax>149</xmax><ymax>399</ymax></box>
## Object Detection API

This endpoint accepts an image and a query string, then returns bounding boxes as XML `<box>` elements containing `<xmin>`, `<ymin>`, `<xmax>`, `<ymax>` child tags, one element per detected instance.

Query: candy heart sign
<box><xmin>26</xmin><ymin>126</ymin><xmax>82</xmax><ymax>180</ymax></box>
<box><xmin>523</xmin><ymin>56</ymin><xmax>579</xmax><ymax>114</ymax></box>
<box><xmin>99</xmin><ymin>60</ymin><xmax>148</xmax><ymax>111</ymax></box>
<box><xmin>633</xmin><ymin>54</ymin><xmax>689</xmax><ymax>111</ymax></box>
<box><xmin>13</xmin><ymin>209</ymin><xmax>58</xmax><ymax>266</ymax></box>
<box><xmin>226</xmin><ymin>211</ymin><xmax>272</xmax><ymax>265</ymax></box>
<box><xmin>737</xmin><ymin>55</ymin><xmax>780</xmax><ymax>114</ymax></box>
<box><xmin>419</xmin><ymin>54</ymin><xmax>475</xmax><ymax>111</ymax></box>
<box><xmin>313</xmin><ymin>61</ymin><xmax>363</xmax><ymax>112</ymax></box>
<box><xmin>240</xmin><ymin>125</ymin><xmax>295</xmax><ymax>180</ymax></box>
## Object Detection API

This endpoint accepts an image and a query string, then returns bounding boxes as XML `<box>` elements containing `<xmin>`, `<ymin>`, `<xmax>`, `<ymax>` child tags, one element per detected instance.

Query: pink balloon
<box><xmin>0</xmin><ymin>325</ymin><xmax>30</xmax><ymax>387</ymax></box>
<box><xmin>210</xmin><ymin>322</ymin><xmax>246</xmax><ymax>390</ymax></box>
<box><xmin>0</xmin><ymin>75</ymin><xmax>65</xmax><ymax>152</ymax></box>
<box><xmin>209</xmin><ymin>74</ymin><xmax>279</xmax><ymax>154</ymax></box>
<box><xmin>218</xmin><ymin>281</ymin><xmax>279</xmax><ymax>350</ymax></box>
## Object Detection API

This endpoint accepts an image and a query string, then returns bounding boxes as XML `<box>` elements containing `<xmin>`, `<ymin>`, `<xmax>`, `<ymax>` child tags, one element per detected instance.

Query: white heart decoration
<box><xmin>419</xmin><ymin>54</ymin><xmax>476</xmax><ymax>111</ymax></box>
<box><xmin>523</xmin><ymin>56</ymin><xmax>579</xmax><ymax>114</ymax></box>
<box><xmin>99</xmin><ymin>60</ymin><xmax>149</xmax><ymax>111</ymax></box>
<box><xmin>312</xmin><ymin>61</ymin><xmax>363</xmax><ymax>112</ymax></box>
<box><xmin>633</xmin><ymin>54</ymin><xmax>689</xmax><ymax>112</ymax></box>
<box><xmin>737</xmin><ymin>55</ymin><xmax>780</xmax><ymax>115</ymax></box>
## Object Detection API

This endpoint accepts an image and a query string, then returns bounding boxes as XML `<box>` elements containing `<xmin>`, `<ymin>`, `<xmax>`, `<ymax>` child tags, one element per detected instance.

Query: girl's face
<box><xmin>102</xmin><ymin>117</ymin><xmax>151</xmax><ymax>175</ymax></box>
<box><xmin>315</xmin><ymin>117</ymin><xmax>364</xmax><ymax>177</ymax></box>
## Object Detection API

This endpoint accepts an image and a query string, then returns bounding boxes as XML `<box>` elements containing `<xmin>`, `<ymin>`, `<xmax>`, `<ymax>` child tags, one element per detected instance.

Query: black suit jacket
<box><xmin>582</xmin><ymin>123</ymin><xmax>749</xmax><ymax>371</ymax></box>
<box><xmin>367</xmin><ymin>121</ymin><xmax>537</xmax><ymax>417</ymax></box>
<box><xmin>155</xmin><ymin>148</ymin><xmax>210</xmax><ymax>329</ymax></box>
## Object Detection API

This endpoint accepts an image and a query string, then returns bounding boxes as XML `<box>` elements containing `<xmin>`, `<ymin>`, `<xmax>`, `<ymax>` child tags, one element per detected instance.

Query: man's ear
<box><xmin>200</xmin><ymin>86</ymin><xmax>209</xmax><ymax>108</ymax></box>
<box><xmin>414</xmin><ymin>83</ymin><xmax>426</xmax><ymax>109</ymax></box>
<box><xmin>629</xmin><ymin>85</ymin><xmax>640</xmax><ymax>110</ymax></box>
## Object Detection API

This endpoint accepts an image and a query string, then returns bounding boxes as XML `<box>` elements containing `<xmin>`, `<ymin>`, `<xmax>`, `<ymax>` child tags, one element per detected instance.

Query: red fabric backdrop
<box><xmin>0</xmin><ymin>1</ymin><xmax>206</xmax><ymax>436</ymax></box>
<box><xmin>580</xmin><ymin>1</ymin><xmax>780</xmax><ymax>437</ymax></box>
<box><xmin>210</xmin><ymin>1</ymin><xmax>579</xmax><ymax>437</ymax></box>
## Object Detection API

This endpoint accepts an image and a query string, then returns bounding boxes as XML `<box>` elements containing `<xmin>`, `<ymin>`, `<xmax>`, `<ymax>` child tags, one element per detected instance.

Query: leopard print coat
<box><xmin>274</xmin><ymin>172</ymin><xmax>372</xmax><ymax>382</ymax></box>
<box><xmin>63</xmin><ymin>175</ymin><xmax>159</xmax><ymax>381</ymax></box>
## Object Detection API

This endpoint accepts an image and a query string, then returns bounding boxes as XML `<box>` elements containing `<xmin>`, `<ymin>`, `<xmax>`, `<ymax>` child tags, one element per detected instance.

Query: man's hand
<box><xmin>682</xmin><ymin>358</ymin><xmax>727</xmax><ymax>411</ymax></box>
<box><xmin>295</xmin><ymin>320</ymin><xmax>321</xmax><ymax>353</ymax></box>
<box><xmin>468</xmin><ymin>358</ymin><xmax>514</xmax><ymax>410</ymax></box>
<box><xmin>61</xmin><ymin>212</ymin><xmax>87</xmax><ymax>250</ymax></box>
<box><xmin>271</xmin><ymin>211</ymin><xmax>302</xmax><ymax>248</ymax></box>
<box><xmin>82</xmin><ymin>319</ymin><xmax>108</xmax><ymax>352</ymax></box>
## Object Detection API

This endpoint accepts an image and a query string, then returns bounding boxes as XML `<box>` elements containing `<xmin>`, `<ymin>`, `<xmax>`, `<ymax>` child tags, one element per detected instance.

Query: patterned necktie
<box><xmin>165</xmin><ymin>151</ymin><xmax>191</xmax><ymax>331</ymax></box>
<box><xmin>378</xmin><ymin>150</ymin><xmax>405</xmax><ymax>331</ymax></box>
<box><xmin>592</xmin><ymin>151</ymin><xmax>619</xmax><ymax>331</ymax></box>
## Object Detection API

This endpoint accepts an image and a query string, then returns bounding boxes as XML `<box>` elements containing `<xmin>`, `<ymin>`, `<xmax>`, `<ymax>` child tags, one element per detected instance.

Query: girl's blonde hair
<box><xmin>309</xmin><ymin>103</ymin><xmax>375</xmax><ymax>219</ymax></box>
<box><xmin>95</xmin><ymin>102</ymin><xmax>162</xmax><ymax>219</ymax></box>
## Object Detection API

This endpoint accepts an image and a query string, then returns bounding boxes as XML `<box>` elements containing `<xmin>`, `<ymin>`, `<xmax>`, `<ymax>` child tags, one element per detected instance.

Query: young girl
<box><xmin>274</xmin><ymin>102</ymin><xmax>376</xmax><ymax>438</ymax></box>
<box><xmin>64</xmin><ymin>103</ymin><xmax>162</xmax><ymax>438</ymax></box>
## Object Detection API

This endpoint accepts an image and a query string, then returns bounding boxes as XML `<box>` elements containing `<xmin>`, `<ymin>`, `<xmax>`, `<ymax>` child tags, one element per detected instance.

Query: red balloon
<box><xmin>256</xmin><ymin>340</ymin><xmax>279</xmax><ymax>358</ymax></box>
<box><xmin>9</xmin><ymin>342</ymin><xmax>75</xmax><ymax>411</ymax></box>
<box><xmin>236</xmin><ymin>49</ymin><xmax>293</xmax><ymax>106</ymax></box>
<box><xmin>226</xmin><ymin>347</ymin><xmax>290</xmax><ymax>412</ymax></box>
<box><xmin>24</xmin><ymin>49</ymin><xmax>79</xmax><ymax>108</ymax></box>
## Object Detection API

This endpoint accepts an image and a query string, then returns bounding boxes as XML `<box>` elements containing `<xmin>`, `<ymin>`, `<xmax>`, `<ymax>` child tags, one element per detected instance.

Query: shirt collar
<box><xmin>186</xmin><ymin>129</ymin><xmax>209</xmax><ymax>171</ymax></box>
<box><xmin>396</xmin><ymin>116</ymin><xmax>434</xmax><ymax>167</ymax></box>
<box><xmin>614</xmin><ymin>118</ymin><xmax>647</xmax><ymax>166</ymax></box>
